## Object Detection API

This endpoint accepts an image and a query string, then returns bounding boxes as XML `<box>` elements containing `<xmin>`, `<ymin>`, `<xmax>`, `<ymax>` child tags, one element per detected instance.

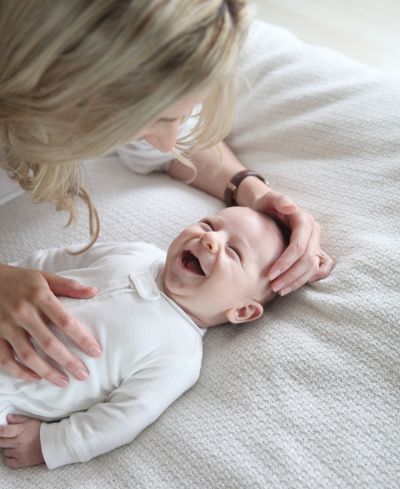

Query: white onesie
<box><xmin>1</xmin><ymin>242</ymin><xmax>205</xmax><ymax>469</ymax></box>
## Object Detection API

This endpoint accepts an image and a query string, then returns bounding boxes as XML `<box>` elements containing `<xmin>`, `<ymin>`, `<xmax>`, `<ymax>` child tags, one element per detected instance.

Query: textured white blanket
<box><xmin>0</xmin><ymin>21</ymin><xmax>399</xmax><ymax>489</ymax></box>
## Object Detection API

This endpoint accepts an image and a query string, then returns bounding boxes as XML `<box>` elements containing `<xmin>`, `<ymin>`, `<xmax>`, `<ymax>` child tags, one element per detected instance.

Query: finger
<box><xmin>272</xmin><ymin>258</ymin><xmax>319</xmax><ymax>295</ymax></box>
<box><xmin>0</xmin><ymin>338</ymin><xmax>41</xmax><ymax>381</ymax></box>
<box><xmin>278</xmin><ymin>258</ymin><xmax>319</xmax><ymax>296</ymax></box>
<box><xmin>6</xmin><ymin>415</ymin><xmax>32</xmax><ymax>424</ymax></box>
<box><xmin>309</xmin><ymin>251</ymin><xmax>335</xmax><ymax>283</ymax></box>
<box><xmin>43</xmin><ymin>273</ymin><xmax>98</xmax><ymax>299</ymax></box>
<box><xmin>255</xmin><ymin>190</ymin><xmax>297</xmax><ymax>216</ymax></box>
<box><xmin>0</xmin><ymin>424</ymin><xmax>20</xmax><ymax>438</ymax></box>
<box><xmin>282</xmin><ymin>251</ymin><xmax>335</xmax><ymax>292</ymax></box>
<box><xmin>269</xmin><ymin>214</ymin><xmax>315</xmax><ymax>281</ymax></box>
<box><xmin>34</xmin><ymin>288</ymin><xmax>102</xmax><ymax>358</ymax></box>
<box><xmin>8</xmin><ymin>327</ymin><xmax>71</xmax><ymax>387</ymax></box>
<box><xmin>20</xmin><ymin>309</ymin><xmax>90</xmax><ymax>382</ymax></box>
<box><xmin>0</xmin><ymin>437</ymin><xmax>17</xmax><ymax>448</ymax></box>
<box><xmin>4</xmin><ymin>448</ymin><xmax>17</xmax><ymax>458</ymax></box>
<box><xmin>4</xmin><ymin>456</ymin><xmax>21</xmax><ymax>469</ymax></box>
<box><xmin>270</xmin><ymin>225</ymin><xmax>320</xmax><ymax>292</ymax></box>
<box><xmin>273</xmin><ymin>195</ymin><xmax>297</xmax><ymax>214</ymax></box>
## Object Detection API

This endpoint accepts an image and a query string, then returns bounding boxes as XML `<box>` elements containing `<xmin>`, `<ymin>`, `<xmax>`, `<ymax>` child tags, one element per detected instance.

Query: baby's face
<box><xmin>163</xmin><ymin>207</ymin><xmax>285</xmax><ymax>327</ymax></box>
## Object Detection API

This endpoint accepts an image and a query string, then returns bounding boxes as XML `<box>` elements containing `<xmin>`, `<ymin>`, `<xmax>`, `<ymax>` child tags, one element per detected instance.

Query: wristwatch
<box><xmin>224</xmin><ymin>170</ymin><xmax>268</xmax><ymax>207</ymax></box>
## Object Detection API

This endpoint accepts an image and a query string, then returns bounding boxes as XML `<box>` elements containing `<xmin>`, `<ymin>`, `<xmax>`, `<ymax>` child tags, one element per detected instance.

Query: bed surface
<box><xmin>0</xmin><ymin>21</ymin><xmax>399</xmax><ymax>489</ymax></box>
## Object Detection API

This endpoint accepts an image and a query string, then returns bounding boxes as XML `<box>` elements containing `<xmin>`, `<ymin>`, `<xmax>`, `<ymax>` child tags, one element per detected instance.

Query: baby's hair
<box><xmin>271</xmin><ymin>217</ymin><xmax>291</xmax><ymax>249</ymax></box>
<box><xmin>0</xmin><ymin>0</ymin><xmax>250</xmax><ymax>252</ymax></box>
<box><xmin>260</xmin><ymin>216</ymin><xmax>291</xmax><ymax>307</ymax></box>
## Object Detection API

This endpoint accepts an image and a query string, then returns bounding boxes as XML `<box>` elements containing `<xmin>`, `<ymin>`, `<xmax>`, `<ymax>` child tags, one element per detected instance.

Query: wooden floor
<box><xmin>253</xmin><ymin>0</ymin><xmax>400</xmax><ymax>73</ymax></box>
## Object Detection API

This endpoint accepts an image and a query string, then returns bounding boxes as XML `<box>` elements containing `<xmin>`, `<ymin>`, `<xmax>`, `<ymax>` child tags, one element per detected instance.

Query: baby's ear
<box><xmin>226</xmin><ymin>301</ymin><xmax>264</xmax><ymax>324</ymax></box>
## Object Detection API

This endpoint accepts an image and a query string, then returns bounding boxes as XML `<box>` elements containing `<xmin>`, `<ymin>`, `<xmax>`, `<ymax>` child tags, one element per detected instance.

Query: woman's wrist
<box><xmin>235</xmin><ymin>175</ymin><xmax>272</xmax><ymax>208</ymax></box>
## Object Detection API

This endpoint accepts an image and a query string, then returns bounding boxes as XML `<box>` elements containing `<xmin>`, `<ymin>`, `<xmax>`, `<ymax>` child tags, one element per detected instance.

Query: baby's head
<box><xmin>163</xmin><ymin>207</ymin><xmax>287</xmax><ymax>328</ymax></box>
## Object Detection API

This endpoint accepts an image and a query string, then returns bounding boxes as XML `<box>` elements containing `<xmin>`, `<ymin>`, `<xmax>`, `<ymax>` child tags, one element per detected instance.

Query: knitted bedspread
<box><xmin>0</xmin><ymin>21</ymin><xmax>399</xmax><ymax>489</ymax></box>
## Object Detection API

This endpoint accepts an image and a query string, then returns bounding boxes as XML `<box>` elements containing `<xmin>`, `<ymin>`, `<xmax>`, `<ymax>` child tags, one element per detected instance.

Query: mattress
<box><xmin>0</xmin><ymin>20</ymin><xmax>399</xmax><ymax>489</ymax></box>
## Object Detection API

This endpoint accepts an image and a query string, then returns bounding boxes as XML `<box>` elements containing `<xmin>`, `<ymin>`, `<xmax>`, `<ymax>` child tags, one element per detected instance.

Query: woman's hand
<box><xmin>252</xmin><ymin>190</ymin><xmax>335</xmax><ymax>295</ymax></box>
<box><xmin>170</xmin><ymin>141</ymin><xmax>334</xmax><ymax>293</ymax></box>
<box><xmin>0</xmin><ymin>415</ymin><xmax>44</xmax><ymax>469</ymax></box>
<box><xmin>0</xmin><ymin>263</ymin><xmax>101</xmax><ymax>386</ymax></box>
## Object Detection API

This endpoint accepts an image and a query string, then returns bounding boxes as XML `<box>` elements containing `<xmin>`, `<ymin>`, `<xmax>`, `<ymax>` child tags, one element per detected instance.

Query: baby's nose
<box><xmin>201</xmin><ymin>233</ymin><xmax>219</xmax><ymax>254</ymax></box>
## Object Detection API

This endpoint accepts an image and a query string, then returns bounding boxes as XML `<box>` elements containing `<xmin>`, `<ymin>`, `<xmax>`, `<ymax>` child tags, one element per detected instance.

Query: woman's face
<box><xmin>134</xmin><ymin>86</ymin><xmax>212</xmax><ymax>152</ymax></box>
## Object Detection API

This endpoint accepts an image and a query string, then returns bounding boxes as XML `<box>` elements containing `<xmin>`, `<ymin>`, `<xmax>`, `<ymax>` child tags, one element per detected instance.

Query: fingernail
<box><xmin>272</xmin><ymin>280</ymin><xmax>285</xmax><ymax>292</ymax></box>
<box><xmin>269</xmin><ymin>269</ymin><xmax>281</xmax><ymax>281</ymax></box>
<box><xmin>89</xmin><ymin>345</ymin><xmax>102</xmax><ymax>356</ymax></box>
<box><xmin>74</xmin><ymin>369</ymin><xmax>89</xmax><ymax>381</ymax></box>
<box><xmin>54</xmin><ymin>376</ymin><xmax>69</xmax><ymax>387</ymax></box>
<box><xmin>279</xmin><ymin>287</ymin><xmax>292</xmax><ymax>296</ymax></box>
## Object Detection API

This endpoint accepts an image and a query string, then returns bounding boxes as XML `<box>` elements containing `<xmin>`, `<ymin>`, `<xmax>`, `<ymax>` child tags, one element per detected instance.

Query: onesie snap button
<box><xmin>129</xmin><ymin>272</ymin><xmax>160</xmax><ymax>300</ymax></box>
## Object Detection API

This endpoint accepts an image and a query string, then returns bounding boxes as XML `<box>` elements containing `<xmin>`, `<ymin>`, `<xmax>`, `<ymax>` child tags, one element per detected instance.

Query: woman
<box><xmin>0</xmin><ymin>0</ymin><xmax>333</xmax><ymax>387</ymax></box>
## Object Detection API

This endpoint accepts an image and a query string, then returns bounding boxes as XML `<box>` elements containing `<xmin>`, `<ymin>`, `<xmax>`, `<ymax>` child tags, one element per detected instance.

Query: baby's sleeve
<box><xmin>40</xmin><ymin>356</ymin><xmax>200</xmax><ymax>469</ymax></box>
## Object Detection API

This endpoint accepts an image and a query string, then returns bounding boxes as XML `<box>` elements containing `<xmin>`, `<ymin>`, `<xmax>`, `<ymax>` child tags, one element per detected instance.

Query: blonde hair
<box><xmin>0</xmin><ymin>0</ymin><xmax>250</xmax><ymax>251</ymax></box>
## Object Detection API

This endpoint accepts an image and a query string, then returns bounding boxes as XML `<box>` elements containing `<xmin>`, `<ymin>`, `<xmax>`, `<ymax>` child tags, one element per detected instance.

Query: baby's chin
<box><xmin>161</xmin><ymin>257</ymin><xmax>189</xmax><ymax>298</ymax></box>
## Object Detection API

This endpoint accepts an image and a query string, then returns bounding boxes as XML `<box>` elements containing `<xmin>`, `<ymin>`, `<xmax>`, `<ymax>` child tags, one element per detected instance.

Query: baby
<box><xmin>0</xmin><ymin>207</ymin><xmax>286</xmax><ymax>470</ymax></box>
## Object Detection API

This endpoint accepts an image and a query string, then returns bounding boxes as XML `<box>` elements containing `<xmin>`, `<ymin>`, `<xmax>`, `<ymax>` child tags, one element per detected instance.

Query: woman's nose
<box><xmin>145</xmin><ymin>121</ymin><xmax>180</xmax><ymax>153</ymax></box>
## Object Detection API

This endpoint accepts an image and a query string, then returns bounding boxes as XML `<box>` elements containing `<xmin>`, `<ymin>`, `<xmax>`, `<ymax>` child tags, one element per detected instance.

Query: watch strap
<box><xmin>224</xmin><ymin>170</ymin><xmax>267</xmax><ymax>206</ymax></box>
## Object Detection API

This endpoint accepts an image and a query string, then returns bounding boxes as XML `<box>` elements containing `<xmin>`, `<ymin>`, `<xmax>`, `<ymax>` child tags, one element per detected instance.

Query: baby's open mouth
<box><xmin>181</xmin><ymin>250</ymin><xmax>205</xmax><ymax>276</ymax></box>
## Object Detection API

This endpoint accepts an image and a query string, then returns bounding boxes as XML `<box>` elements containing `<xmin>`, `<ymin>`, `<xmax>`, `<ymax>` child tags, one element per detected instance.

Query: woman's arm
<box><xmin>169</xmin><ymin>142</ymin><xmax>245</xmax><ymax>201</ymax></box>
<box><xmin>169</xmin><ymin>141</ymin><xmax>334</xmax><ymax>292</ymax></box>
